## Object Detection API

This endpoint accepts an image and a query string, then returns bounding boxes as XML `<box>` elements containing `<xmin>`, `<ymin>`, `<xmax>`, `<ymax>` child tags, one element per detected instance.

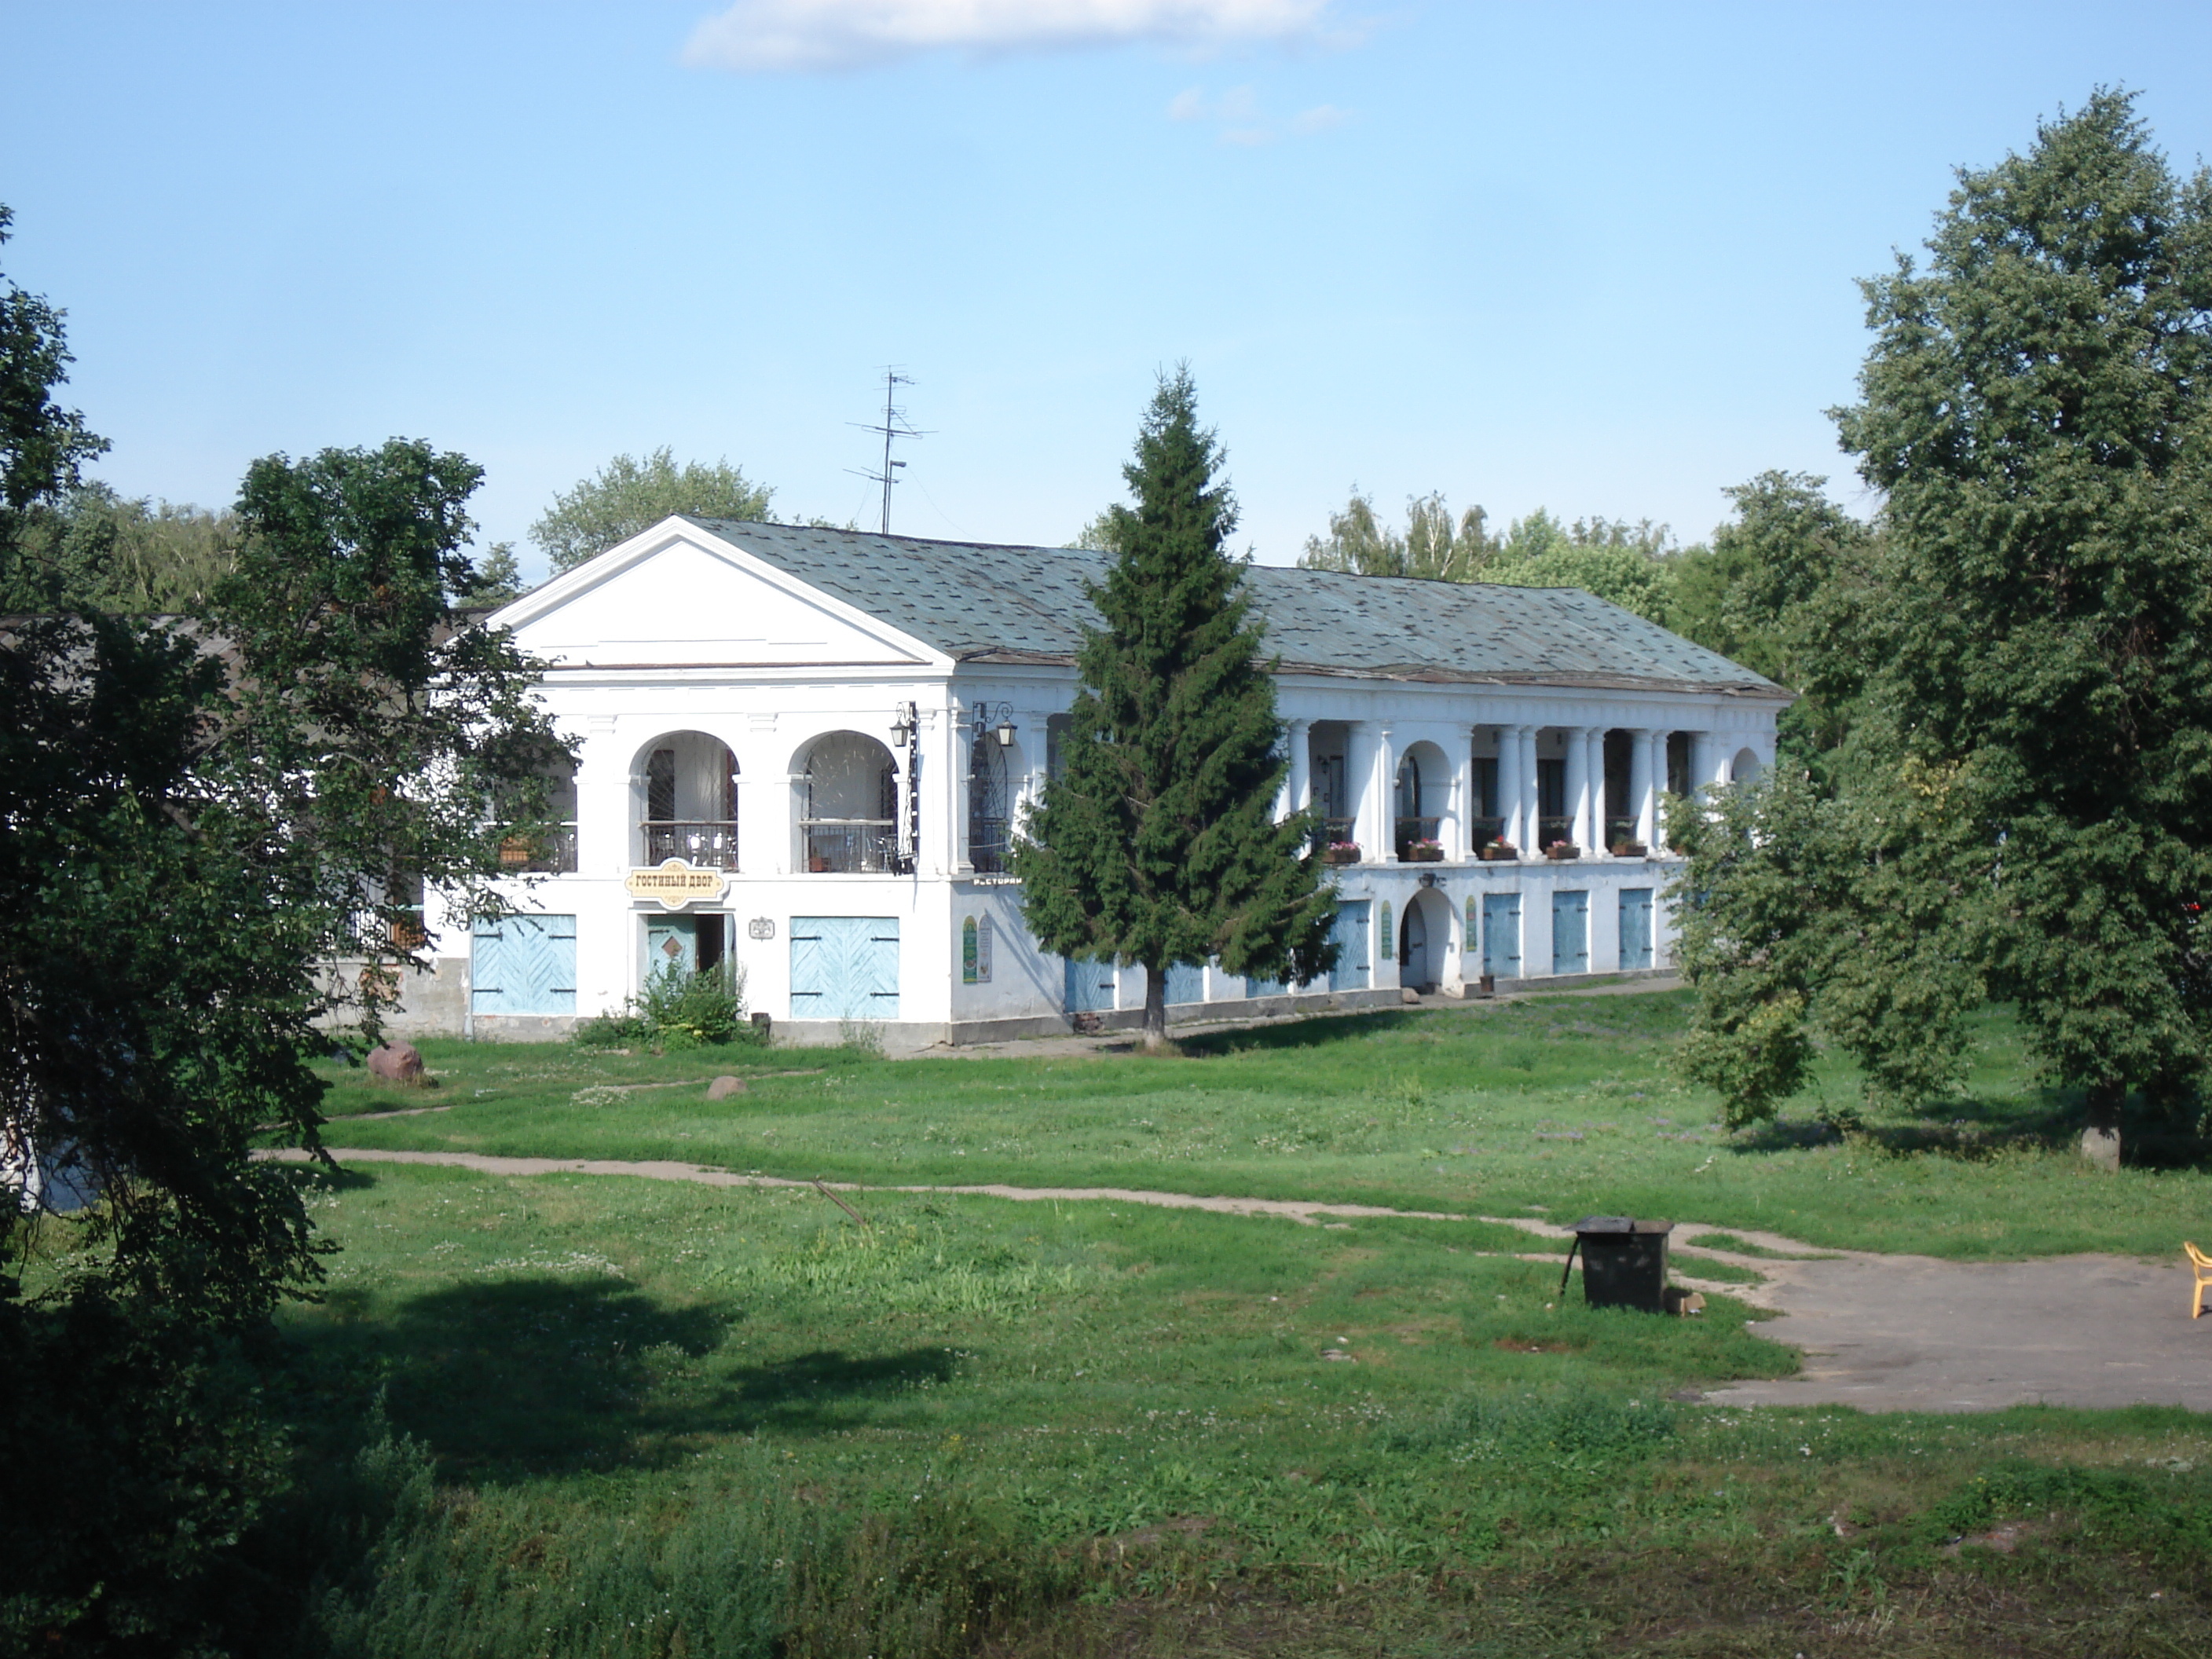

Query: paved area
<box><xmin>1696</xmin><ymin>1244</ymin><xmax>2212</xmax><ymax>1413</ymax></box>
<box><xmin>271</xmin><ymin>1148</ymin><xmax>2212</xmax><ymax>1414</ymax></box>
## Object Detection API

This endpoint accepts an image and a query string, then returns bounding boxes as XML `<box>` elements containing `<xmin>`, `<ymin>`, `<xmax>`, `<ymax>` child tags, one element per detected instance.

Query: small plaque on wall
<box><xmin>747</xmin><ymin>917</ymin><xmax>775</xmax><ymax>941</ymax></box>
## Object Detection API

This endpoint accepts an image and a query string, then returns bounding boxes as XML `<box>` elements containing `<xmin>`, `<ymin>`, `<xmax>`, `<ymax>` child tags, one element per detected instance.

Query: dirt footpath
<box><xmin>273</xmin><ymin>1148</ymin><xmax>2212</xmax><ymax>1414</ymax></box>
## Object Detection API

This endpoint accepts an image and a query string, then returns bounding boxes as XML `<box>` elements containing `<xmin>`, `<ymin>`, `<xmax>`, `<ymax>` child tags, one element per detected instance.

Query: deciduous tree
<box><xmin>532</xmin><ymin>447</ymin><xmax>774</xmax><ymax>572</ymax></box>
<box><xmin>1676</xmin><ymin>91</ymin><xmax>2212</xmax><ymax>1163</ymax></box>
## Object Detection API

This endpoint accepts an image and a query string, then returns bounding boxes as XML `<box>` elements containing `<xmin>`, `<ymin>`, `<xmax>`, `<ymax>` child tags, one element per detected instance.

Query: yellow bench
<box><xmin>2189</xmin><ymin>1242</ymin><xmax>2212</xmax><ymax>1319</ymax></box>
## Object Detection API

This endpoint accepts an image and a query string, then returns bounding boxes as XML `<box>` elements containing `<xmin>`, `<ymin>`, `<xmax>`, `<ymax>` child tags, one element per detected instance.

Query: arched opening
<box><xmin>1308</xmin><ymin>720</ymin><xmax>1353</xmax><ymax>855</ymax></box>
<box><xmin>1395</xmin><ymin>741</ymin><xmax>1449</xmax><ymax>860</ymax></box>
<box><xmin>633</xmin><ymin>731</ymin><xmax>738</xmax><ymax>869</ymax></box>
<box><xmin>1730</xmin><ymin>746</ymin><xmax>1763</xmax><ymax>787</ymax></box>
<box><xmin>798</xmin><ymin>731</ymin><xmax>899</xmax><ymax>873</ymax></box>
<box><xmin>1400</xmin><ymin>884</ymin><xmax>1452</xmax><ymax>993</ymax></box>
<box><xmin>966</xmin><ymin>711</ymin><xmax>1023</xmax><ymax>874</ymax></box>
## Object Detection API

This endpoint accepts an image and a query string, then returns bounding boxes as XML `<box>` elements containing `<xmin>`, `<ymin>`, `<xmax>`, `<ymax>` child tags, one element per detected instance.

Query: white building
<box><xmin>401</xmin><ymin>517</ymin><xmax>1785</xmax><ymax>1045</ymax></box>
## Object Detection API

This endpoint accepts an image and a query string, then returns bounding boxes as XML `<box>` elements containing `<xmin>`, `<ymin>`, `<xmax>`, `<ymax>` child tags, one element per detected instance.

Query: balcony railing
<box><xmin>1470</xmin><ymin>815</ymin><xmax>1506</xmax><ymax>848</ymax></box>
<box><xmin>1537</xmin><ymin>815</ymin><xmax>1574</xmax><ymax>851</ymax></box>
<box><xmin>804</xmin><ymin>819</ymin><xmax>899</xmax><ymax>873</ymax></box>
<box><xmin>969</xmin><ymin>816</ymin><xmax>1012</xmax><ymax>875</ymax></box>
<box><xmin>1604</xmin><ymin>816</ymin><xmax>1642</xmax><ymax>852</ymax></box>
<box><xmin>1394</xmin><ymin>815</ymin><xmax>1442</xmax><ymax>859</ymax></box>
<box><xmin>497</xmin><ymin>822</ymin><xmax>578</xmax><ymax>873</ymax></box>
<box><xmin>643</xmin><ymin>819</ymin><xmax>739</xmax><ymax>870</ymax></box>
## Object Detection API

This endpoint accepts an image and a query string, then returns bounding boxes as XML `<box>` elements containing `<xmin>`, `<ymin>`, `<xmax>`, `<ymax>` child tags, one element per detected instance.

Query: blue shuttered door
<box><xmin>790</xmin><ymin>917</ymin><xmax>901</xmax><ymax>1020</ymax></box>
<box><xmin>1481</xmin><ymin>893</ymin><xmax>1521</xmax><ymax>979</ymax></box>
<box><xmin>1620</xmin><ymin>888</ymin><xmax>1654</xmax><ymax>970</ymax></box>
<box><xmin>1064</xmin><ymin>956</ymin><xmax>1117</xmax><ymax>1013</ymax></box>
<box><xmin>1165</xmin><ymin>961</ymin><xmax>1206</xmax><ymax>1005</ymax></box>
<box><xmin>1552</xmin><ymin>890</ymin><xmax>1589</xmax><ymax>976</ymax></box>
<box><xmin>471</xmin><ymin>914</ymin><xmax>577</xmax><ymax>1015</ymax></box>
<box><xmin>1328</xmin><ymin>901</ymin><xmax>1371</xmax><ymax>991</ymax></box>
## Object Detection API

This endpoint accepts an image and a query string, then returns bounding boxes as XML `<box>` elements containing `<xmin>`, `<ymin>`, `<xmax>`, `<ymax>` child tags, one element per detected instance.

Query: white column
<box><xmin>1586</xmin><ymin>727</ymin><xmax>1607</xmax><ymax>853</ymax></box>
<box><xmin>1566</xmin><ymin>726</ymin><xmax>1594</xmax><ymax>853</ymax></box>
<box><xmin>1283</xmin><ymin>718</ymin><xmax>1312</xmax><ymax>822</ymax></box>
<box><xmin>1626</xmin><ymin>728</ymin><xmax>1654</xmax><ymax>851</ymax></box>
<box><xmin>1375</xmin><ymin>723</ymin><xmax>1400</xmax><ymax>863</ymax></box>
<box><xmin>1688</xmin><ymin>730</ymin><xmax>1717</xmax><ymax>801</ymax></box>
<box><xmin>1644</xmin><ymin>729</ymin><xmax>1670</xmax><ymax>848</ymax></box>
<box><xmin>1452</xmin><ymin>727</ymin><xmax>1478</xmax><ymax>861</ymax></box>
<box><xmin>1518</xmin><ymin>726</ymin><xmax>1541</xmax><ymax>856</ymax></box>
<box><xmin>1495</xmin><ymin>727</ymin><xmax>1519</xmax><ymax>851</ymax></box>
<box><xmin>1350</xmin><ymin>720</ymin><xmax>1382</xmax><ymax>862</ymax></box>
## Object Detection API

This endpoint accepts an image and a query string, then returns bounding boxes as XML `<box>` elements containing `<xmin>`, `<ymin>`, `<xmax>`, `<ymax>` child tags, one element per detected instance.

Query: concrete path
<box><xmin>271</xmin><ymin>1147</ymin><xmax>2212</xmax><ymax>1414</ymax></box>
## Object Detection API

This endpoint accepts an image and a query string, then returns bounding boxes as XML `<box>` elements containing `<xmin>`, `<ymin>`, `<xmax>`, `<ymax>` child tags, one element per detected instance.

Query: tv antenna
<box><xmin>848</xmin><ymin>368</ymin><xmax>929</xmax><ymax>534</ymax></box>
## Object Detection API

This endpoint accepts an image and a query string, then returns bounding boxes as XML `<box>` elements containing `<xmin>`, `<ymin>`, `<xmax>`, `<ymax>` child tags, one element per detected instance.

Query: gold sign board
<box><xmin>624</xmin><ymin>859</ymin><xmax>728</xmax><ymax>910</ymax></box>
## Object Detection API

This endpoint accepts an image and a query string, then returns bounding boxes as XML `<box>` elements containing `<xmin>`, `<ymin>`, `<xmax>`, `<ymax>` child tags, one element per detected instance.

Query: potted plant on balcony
<box><xmin>1323</xmin><ymin>840</ymin><xmax>1361</xmax><ymax>866</ymax></box>
<box><xmin>1544</xmin><ymin>840</ymin><xmax>1581</xmax><ymax>861</ymax></box>
<box><xmin>1404</xmin><ymin>837</ymin><xmax>1445</xmax><ymax>863</ymax></box>
<box><xmin>1610</xmin><ymin>838</ymin><xmax>1648</xmax><ymax>857</ymax></box>
<box><xmin>498</xmin><ymin>833</ymin><xmax>534</xmax><ymax>869</ymax></box>
<box><xmin>1479</xmin><ymin>838</ymin><xmax>1517</xmax><ymax>862</ymax></box>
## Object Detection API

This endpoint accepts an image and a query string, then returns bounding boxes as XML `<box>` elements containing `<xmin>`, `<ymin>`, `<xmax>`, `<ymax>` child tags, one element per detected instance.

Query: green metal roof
<box><xmin>683</xmin><ymin>518</ymin><xmax>1786</xmax><ymax>698</ymax></box>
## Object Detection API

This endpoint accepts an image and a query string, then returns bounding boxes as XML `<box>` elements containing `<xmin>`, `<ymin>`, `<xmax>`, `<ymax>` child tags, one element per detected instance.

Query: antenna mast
<box><xmin>848</xmin><ymin>368</ymin><xmax>928</xmax><ymax>535</ymax></box>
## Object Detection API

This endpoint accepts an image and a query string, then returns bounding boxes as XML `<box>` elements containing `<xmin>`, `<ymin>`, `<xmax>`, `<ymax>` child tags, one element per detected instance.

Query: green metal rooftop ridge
<box><xmin>680</xmin><ymin>517</ymin><xmax>1786</xmax><ymax>698</ymax></box>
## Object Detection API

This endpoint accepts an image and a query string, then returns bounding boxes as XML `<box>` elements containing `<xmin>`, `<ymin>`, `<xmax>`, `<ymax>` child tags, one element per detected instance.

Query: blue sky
<box><xmin>5</xmin><ymin>2</ymin><xmax>2210</xmax><ymax>581</ymax></box>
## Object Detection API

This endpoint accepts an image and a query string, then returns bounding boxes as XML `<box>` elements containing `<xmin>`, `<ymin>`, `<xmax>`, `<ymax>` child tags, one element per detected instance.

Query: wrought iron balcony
<box><xmin>1394</xmin><ymin>815</ymin><xmax>1442</xmax><ymax>859</ymax></box>
<box><xmin>1537</xmin><ymin>815</ymin><xmax>1575</xmax><ymax>851</ymax></box>
<box><xmin>642</xmin><ymin>819</ymin><xmax>739</xmax><ymax>870</ymax></box>
<box><xmin>497</xmin><ymin>822</ymin><xmax>578</xmax><ymax>873</ymax></box>
<box><xmin>804</xmin><ymin>819</ymin><xmax>899</xmax><ymax>873</ymax></box>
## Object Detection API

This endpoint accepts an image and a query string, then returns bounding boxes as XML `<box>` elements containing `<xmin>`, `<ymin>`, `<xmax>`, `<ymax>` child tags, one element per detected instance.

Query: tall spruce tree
<box><xmin>1014</xmin><ymin>370</ymin><xmax>1336</xmax><ymax>1046</ymax></box>
<box><xmin>1675</xmin><ymin>91</ymin><xmax>2212</xmax><ymax>1163</ymax></box>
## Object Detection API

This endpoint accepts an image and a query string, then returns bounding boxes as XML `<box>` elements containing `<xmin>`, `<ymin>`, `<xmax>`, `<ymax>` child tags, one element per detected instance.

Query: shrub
<box><xmin>572</xmin><ymin>965</ymin><xmax>763</xmax><ymax>1051</ymax></box>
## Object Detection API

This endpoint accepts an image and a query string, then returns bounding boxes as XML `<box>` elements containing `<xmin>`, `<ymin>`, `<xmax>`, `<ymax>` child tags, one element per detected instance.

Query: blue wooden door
<box><xmin>1552</xmin><ymin>889</ymin><xmax>1589</xmax><ymax>976</ymax></box>
<box><xmin>790</xmin><ymin>917</ymin><xmax>901</xmax><ymax>1020</ymax></box>
<box><xmin>1481</xmin><ymin>893</ymin><xmax>1521</xmax><ymax>979</ymax></box>
<box><xmin>471</xmin><ymin>914</ymin><xmax>577</xmax><ymax>1015</ymax></box>
<box><xmin>1619</xmin><ymin>887</ymin><xmax>1653</xmax><ymax>970</ymax></box>
<box><xmin>1064</xmin><ymin>955</ymin><xmax>1117</xmax><ymax>1013</ymax></box>
<box><xmin>1328</xmin><ymin>900</ymin><xmax>1371</xmax><ymax>991</ymax></box>
<box><xmin>1165</xmin><ymin>961</ymin><xmax>1206</xmax><ymax>1005</ymax></box>
<box><xmin>644</xmin><ymin>915</ymin><xmax>698</xmax><ymax>983</ymax></box>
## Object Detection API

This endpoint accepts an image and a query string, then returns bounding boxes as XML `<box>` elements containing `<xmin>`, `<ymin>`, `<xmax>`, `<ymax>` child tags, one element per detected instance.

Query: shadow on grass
<box><xmin>1725</xmin><ymin>1087</ymin><xmax>2212</xmax><ymax>1170</ymax></box>
<box><xmin>1176</xmin><ymin>1009</ymin><xmax>1418</xmax><ymax>1058</ymax></box>
<box><xmin>293</xmin><ymin>1275</ymin><xmax>967</xmax><ymax>1478</ymax></box>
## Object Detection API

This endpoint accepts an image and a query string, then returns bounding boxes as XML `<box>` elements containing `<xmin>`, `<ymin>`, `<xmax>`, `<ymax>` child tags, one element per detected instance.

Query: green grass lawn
<box><xmin>252</xmin><ymin>989</ymin><xmax>2212</xmax><ymax>1656</ymax></box>
<box><xmin>309</xmin><ymin>991</ymin><xmax>2212</xmax><ymax>1260</ymax></box>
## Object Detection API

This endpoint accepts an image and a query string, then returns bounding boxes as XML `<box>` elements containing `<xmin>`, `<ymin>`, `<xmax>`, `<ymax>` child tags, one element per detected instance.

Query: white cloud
<box><xmin>684</xmin><ymin>0</ymin><xmax>1338</xmax><ymax>73</ymax></box>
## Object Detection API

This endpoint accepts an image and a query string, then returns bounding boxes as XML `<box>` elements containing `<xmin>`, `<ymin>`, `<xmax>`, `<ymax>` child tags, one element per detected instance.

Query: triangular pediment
<box><xmin>491</xmin><ymin>522</ymin><xmax>941</xmax><ymax>670</ymax></box>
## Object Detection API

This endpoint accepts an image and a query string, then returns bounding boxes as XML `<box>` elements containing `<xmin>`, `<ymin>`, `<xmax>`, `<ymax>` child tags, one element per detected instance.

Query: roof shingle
<box><xmin>683</xmin><ymin>518</ymin><xmax>1785</xmax><ymax>698</ymax></box>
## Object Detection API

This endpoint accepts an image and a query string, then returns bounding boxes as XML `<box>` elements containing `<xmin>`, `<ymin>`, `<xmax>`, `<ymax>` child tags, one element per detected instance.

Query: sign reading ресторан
<box><xmin>624</xmin><ymin>859</ymin><xmax>729</xmax><ymax>910</ymax></box>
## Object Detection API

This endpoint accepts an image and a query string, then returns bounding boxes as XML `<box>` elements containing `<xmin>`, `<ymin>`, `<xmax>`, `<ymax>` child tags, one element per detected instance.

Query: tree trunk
<box><xmin>2080</xmin><ymin>1080</ymin><xmax>2123</xmax><ymax>1171</ymax></box>
<box><xmin>1142</xmin><ymin>961</ymin><xmax>1168</xmax><ymax>1049</ymax></box>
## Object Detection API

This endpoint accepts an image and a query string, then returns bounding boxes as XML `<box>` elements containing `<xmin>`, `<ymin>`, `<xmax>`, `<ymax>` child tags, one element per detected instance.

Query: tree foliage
<box><xmin>1675</xmin><ymin>91</ymin><xmax>2212</xmax><ymax>1148</ymax></box>
<box><xmin>532</xmin><ymin>447</ymin><xmax>774</xmax><ymax>572</ymax></box>
<box><xmin>1297</xmin><ymin>488</ymin><xmax>1497</xmax><ymax>581</ymax></box>
<box><xmin>1296</xmin><ymin>489</ymin><xmax>1683</xmax><ymax>623</ymax></box>
<box><xmin>1015</xmin><ymin>370</ymin><xmax>1337</xmax><ymax>1046</ymax></box>
<box><xmin>1666</xmin><ymin>471</ymin><xmax>1877</xmax><ymax>763</ymax></box>
<box><xmin>0</xmin><ymin>204</ymin><xmax>561</xmax><ymax>1650</ymax></box>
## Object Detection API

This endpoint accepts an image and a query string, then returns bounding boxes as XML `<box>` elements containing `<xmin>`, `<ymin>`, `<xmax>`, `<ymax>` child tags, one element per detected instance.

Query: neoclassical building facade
<box><xmin>401</xmin><ymin>517</ymin><xmax>1785</xmax><ymax>1044</ymax></box>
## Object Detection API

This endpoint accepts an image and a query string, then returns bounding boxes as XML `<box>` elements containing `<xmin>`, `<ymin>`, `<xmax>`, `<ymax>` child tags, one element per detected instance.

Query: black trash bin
<box><xmin>1561</xmin><ymin>1216</ymin><xmax>1672</xmax><ymax>1312</ymax></box>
